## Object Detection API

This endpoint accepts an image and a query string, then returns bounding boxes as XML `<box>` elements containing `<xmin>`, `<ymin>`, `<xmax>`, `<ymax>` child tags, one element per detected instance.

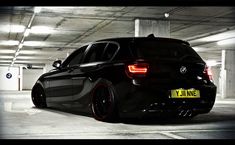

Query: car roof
<box><xmin>96</xmin><ymin>37</ymin><xmax>190</xmax><ymax>46</ymax></box>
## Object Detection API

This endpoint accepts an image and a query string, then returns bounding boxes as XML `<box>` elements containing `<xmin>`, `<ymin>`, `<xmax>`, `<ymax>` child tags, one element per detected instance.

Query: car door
<box><xmin>46</xmin><ymin>45</ymin><xmax>87</xmax><ymax>103</ymax></box>
<box><xmin>72</xmin><ymin>42</ymin><xmax>108</xmax><ymax>94</ymax></box>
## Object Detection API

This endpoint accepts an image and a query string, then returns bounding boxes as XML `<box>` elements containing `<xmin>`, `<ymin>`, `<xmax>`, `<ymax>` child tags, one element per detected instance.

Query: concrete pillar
<box><xmin>135</xmin><ymin>19</ymin><xmax>170</xmax><ymax>37</ymax></box>
<box><xmin>221</xmin><ymin>50</ymin><xmax>235</xmax><ymax>99</ymax></box>
<box><xmin>19</xmin><ymin>66</ymin><xmax>23</xmax><ymax>91</ymax></box>
<box><xmin>211</xmin><ymin>65</ymin><xmax>221</xmax><ymax>95</ymax></box>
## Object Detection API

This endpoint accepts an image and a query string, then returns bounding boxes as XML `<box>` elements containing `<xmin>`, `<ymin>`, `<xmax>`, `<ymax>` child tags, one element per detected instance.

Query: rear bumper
<box><xmin>116</xmin><ymin>81</ymin><xmax>216</xmax><ymax>118</ymax></box>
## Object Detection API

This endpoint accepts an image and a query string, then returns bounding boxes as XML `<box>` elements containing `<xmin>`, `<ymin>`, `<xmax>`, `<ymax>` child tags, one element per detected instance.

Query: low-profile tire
<box><xmin>91</xmin><ymin>83</ymin><xmax>119</xmax><ymax>122</ymax></box>
<box><xmin>31</xmin><ymin>85</ymin><xmax>47</xmax><ymax>108</ymax></box>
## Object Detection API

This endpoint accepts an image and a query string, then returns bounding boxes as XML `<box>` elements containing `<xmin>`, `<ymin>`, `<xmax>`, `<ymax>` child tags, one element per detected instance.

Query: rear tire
<box><xmin>31</xmin><ymin>85</ymin><xmax>47</xmax><ymax>108</ymax></box>
<box><xmin>91</xmin><ymin>83</ymin><xmax>119</xmax><ymax>122</ymax></box>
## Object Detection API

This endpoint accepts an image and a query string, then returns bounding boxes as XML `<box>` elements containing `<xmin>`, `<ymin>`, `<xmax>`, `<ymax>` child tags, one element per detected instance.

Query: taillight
<box><xmin>204</xmin><ymin>66</ymin><xmax>213</xmax><ymax>81</ymax></box>
<box><xmin>126</xmin><ymin>63</ymin><xmax>149</xmax><ymax>78</ymax></box>
<box><xmin>128</xmin><ymin>64</ymin><xmax>148</xmax><ymax>74</ymax></box>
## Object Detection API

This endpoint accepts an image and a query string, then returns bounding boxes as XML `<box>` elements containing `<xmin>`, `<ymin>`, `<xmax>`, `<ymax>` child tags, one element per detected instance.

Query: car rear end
<box><xmin>118</xmin><ymin>38</ymin><xmax>216</xmax><ymax>118</ymax></box>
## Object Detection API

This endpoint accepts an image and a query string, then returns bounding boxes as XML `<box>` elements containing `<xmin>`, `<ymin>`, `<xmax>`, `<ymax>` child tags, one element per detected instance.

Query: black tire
<box><xmin>91</xmin><ymin>83</ymin><xmax>119</xmax><ymax>122</ymax></box>
<box><xmin>31</xmin><ymin>85</ymin><xmax>47</xmax><ymax>108</ymax></box>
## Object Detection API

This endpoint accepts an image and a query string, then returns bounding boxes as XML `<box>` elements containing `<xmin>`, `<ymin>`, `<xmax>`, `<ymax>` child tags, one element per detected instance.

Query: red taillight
<box><xmin>126</xmin><ymin>63</ymin><xmax>149</xmax><ymax>78</ymax></box>
<box><xmin>204</xmin><ymin>66</ymin><xmax>213</xmax><ymax>81</ymax></box>
<box><xmin>128</xmin><ymin>64</ymin><xmax>148</xmax><ymax>74</ymax></box>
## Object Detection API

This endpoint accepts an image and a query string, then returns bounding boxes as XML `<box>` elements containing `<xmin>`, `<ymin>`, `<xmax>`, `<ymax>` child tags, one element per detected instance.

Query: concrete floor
<box><xmin>0</xmin><ymin>91</ymin><xmax>235</xmax><ymax>139</ymax></box>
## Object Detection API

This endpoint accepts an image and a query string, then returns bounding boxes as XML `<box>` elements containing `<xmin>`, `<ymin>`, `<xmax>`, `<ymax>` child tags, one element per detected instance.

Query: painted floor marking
<box><xmin>4</xmin><ymin>102</ymin><xmax>41</xmax><ymax>115</ymax></box>
<box><xmin>160</xmin><ymin>132</ymin><xmax>186</xmax><ymax>139</ymax></box>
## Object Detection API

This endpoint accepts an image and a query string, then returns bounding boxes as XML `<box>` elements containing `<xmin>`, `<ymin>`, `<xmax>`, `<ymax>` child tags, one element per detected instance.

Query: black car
<box><xmin>31</xmin><ymin>35</ymin><xmax>216</xmax><ymax>122</ymax></box>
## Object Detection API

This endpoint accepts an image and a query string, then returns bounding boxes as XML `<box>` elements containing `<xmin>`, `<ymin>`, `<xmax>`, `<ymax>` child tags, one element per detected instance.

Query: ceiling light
<box><xmin>34</xmin><ymin>7</ymin><xmax>42</xmax><ymax>13</ymax></box>
<box><xmin>0</xmin><ymin>49</ymin><xmax>15</xmax><ymax>53</ymax></box>
<box><xmin>0</xmin><ymin>40</ymin><xmax>19</xmax><ymax>46</ymax></box>
<box><xmin>24</xmin><ymin>28</ymin><xmax>31</xmax><ymax>37</ymax></box>
<box><xmin>0</xmin><ymin>60</ymin><xmax>12</xmax><ymax>63</ymax></box>
<box><xmin>17</xmin><ymin>56</ymin><xmax>38</xmax><ymax>59</ymax></box>
<box><xmin>19</xmin><ymin>50</ymin><xmax>37</xmax><ymax>54</ymax></box>
<box><xmin>23</xmin><ymin>41</ymin><xmax>44</xmax><ymax>46</ymax></box>
<box><xmin>217</xmin><ymin>38</ymin><xmax>235</xmax><ymax>45</ymax></box>
<box><xmin>30</xmin><ymin>26</ymin><xmax>55</xmax><ymax>34</ymax></box>
<box><xmin>201</xmin><ymin>30</ymin><xmax>235</xmax><ymax>42</ymax></box>
<box><xmin>0</xmin><ymin>56</ymin><xmax>14</xmax><ymax>59</ymax></box>
<box><xmin>18</xmin><ymin>43</ymin><xmax>23</xmax><ymax>49</ymax></box>
<box><xmin>164</xmin><ymin>13</ymin><xmax>169</xmax><ymax>18</ymax></box>
<box><xmin>0</xmin><ymin>25</ymin><xmax>25</xmax><ymax>33</ymax></box>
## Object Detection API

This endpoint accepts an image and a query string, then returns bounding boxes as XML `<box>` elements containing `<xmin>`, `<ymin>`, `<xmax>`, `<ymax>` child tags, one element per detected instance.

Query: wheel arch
<box><xmin>31</xmin><ymin>80</ymin><xmax>45</xmax><ymax>96</ymax></box>
<box><xmin>89</xmin><ymin>78</ymin><xmax>120</xmax><ymax>120</ymax></box>
<box><xmin>90</xmin><ymin>78</ymin><xmax>120</xmax><ymax>106</ymax></box>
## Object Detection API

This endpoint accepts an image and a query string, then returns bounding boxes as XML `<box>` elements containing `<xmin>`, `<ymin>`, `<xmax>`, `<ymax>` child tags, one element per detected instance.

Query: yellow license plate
<box><xmin>171</xmin><ymin>89</ymin><xmax>200</xmax><ymax>98</ymax></box>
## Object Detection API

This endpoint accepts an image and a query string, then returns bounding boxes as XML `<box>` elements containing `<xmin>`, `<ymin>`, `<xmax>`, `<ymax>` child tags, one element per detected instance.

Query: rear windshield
<box><xmin>130</xmin><ymin>40</ymin><xmax>202</xmax><ymax>61</ymax></box>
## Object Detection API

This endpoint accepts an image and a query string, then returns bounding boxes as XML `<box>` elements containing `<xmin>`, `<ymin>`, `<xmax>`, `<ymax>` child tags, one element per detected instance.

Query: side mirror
<box><xmin>52</xmin><ymin>60</ymin><xmax>62</xmax><ymax>69</ymax></box>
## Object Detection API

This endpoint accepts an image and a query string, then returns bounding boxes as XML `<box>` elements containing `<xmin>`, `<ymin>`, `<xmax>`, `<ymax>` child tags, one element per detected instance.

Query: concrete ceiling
<box><xmin>0</xmin><ymin>6</ymin><xmax>235</xmax><ymax>68</ymax></box>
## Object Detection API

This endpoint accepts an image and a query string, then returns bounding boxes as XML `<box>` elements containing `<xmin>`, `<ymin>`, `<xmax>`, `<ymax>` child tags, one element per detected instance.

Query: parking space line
<box><xmin>168</xmin><ymin>129</ymin><xmax>235</xmax><ymax>133</ymax></box>
<box><xmin>4</xmin><ymin>102</ymin><xmax>41</xmax><ymax>115</ymax></box>
<box><xmin>160</xmin><ymin>132</ymin><xmax>186</xmax><ymax>139</ymax></box>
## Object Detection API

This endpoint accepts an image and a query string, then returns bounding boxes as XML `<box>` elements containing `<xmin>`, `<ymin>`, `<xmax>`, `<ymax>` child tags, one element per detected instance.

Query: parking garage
<box><xmin>0</xmin><ymin>7</ymin><xmax>235</xmax><ymax>139</ymax></box>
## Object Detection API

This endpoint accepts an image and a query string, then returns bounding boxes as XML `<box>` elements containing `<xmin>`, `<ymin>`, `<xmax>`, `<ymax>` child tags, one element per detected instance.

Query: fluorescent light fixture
<box><xmin>43</xmin><ymin>7</ymin><xmax>76</xmax><ymax>10</ymax></box>
<box><xmin>0</xmin><ymin>56</ymin><xmax>14</xmax><ymax>59</ymax></box>
<box><xmin>19</xmin><ymin>50</ymin><xmax>36</xmax><ymax>54</ymax></box>
<box><xmin>17</xmin><ymin>56</ymin><xmax>38</xmax><ymax>59</ymax></box>
<box><xmin>24</xmin><ymin>28</ymin><xmax>31</xmax><ymax>37</ymax></box>
<box><xmin>34</xmin><ymin>7</ymin><xmax>42</xmax><ymax>13</ymax></box>
<box><xmin>217</xmin><ymin>38</ymin><xmax>235</xmax><ymax>45</ymax></box>
<box><xmin>200</xmin><ymin>30</ymin><xmax>235</xmax><ymax>42</ymax></box>
<box><xmin>206</xmin><ymin>60</ymin><xmax>218</xmax><ymax>67</ymax></box>
<box><xmin>30</xmin><ymin>26</ymin><xmax>55</xmax><ymax>34</ymax></box>
<box><xmin>0</xmin><ymin>60</ymin><xmax>12</xmax><ymax>63</ymax></box>
<box><xmin>0</xmin><ymin>25</ymin><xmax>25</xmax><ymax>33</ymax></box>
<box><xmin>23</xmin><ymin>41</ymin><xmax>44</xmax><ymax>46</ymax></box>
<box><xmin>0</xmin><ymin>40</ymin><xmax>19</xmax><ymax>46</ymax></box>
<box><xmin>0</xmin><ymin>49</ymin><xmax>15</xmax><ymax>53</ymax></box>
<box><xmin>18</xmin><ymin>43</ymin><xmax>23</xmax><ymax>49</ymax></box>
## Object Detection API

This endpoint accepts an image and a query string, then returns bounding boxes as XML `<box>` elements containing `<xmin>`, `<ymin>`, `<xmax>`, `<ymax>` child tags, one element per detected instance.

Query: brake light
<box><xmin>128</xmin><ymin>64</ymin><xmax>148</xmax><ymax>74</ymax></box>
<box><xmin>126</xmin><ymin>63</ymin><xmax>149</xmax><ymax>78</ymax></box>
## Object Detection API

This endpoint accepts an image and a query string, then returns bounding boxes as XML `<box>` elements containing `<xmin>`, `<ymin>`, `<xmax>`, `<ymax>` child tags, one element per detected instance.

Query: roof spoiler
<box><xmin>147</xmin><ymin>34</ymin><xmax>155</xmax><ymax>38</ymax></box>
<box><xmin>147</xmin><ymin>33</ymin><xmax>190</xmax><ymax>46</ymax></box>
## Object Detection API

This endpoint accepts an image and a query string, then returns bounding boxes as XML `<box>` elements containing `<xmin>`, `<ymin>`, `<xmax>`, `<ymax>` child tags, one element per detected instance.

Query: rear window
<box><xmin>131</xmin><ymin>40</ymin><xmax>202</xmax><ymax>61</ymax></box>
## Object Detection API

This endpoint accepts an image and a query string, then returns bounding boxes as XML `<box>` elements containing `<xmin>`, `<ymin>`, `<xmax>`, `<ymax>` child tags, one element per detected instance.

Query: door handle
<box><xmin>72</xmin><ymin>77</ymin><xmax>80</xmax><ymax>80</ymax></box>
<box><xmin>72</xmin><ymin>77</ymin><xmax>86</xmax><ymax>80</ymax></box>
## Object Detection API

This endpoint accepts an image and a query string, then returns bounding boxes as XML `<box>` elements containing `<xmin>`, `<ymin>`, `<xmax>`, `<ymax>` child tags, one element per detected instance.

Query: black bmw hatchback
<box><xmin>32</xmin><ymin>35</ymin><xmax>216</xmax><ymax>122</ymax></box>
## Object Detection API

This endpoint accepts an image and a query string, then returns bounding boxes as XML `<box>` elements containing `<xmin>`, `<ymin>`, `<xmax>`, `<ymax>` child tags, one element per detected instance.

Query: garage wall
<box><xmin>0</xmin><ymin>67</ymin><xmax>19</xmax><ymax>90</ymax></box>
<box><xmin>22</xmin><ymin>69</ymin><xmax>44</xmax><ymax>90</ymax></box>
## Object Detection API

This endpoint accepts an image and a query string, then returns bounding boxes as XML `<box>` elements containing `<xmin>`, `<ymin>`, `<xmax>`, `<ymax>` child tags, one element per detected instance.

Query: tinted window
<box><xmin>114</xmin><ymin>40</ymin><xmax>133</xmax><ymax>60</ymax></box>
<box><xmin>131</xmin><ymin>40</ymin><xmax>202</xmax><ymax>60</ymax></box>
<box><xmin>101</xmin><ymin>43</ymin><xmax>118</xmax><ymax>61</ymax></box>
<box><xmin>83</xmin><ymin>43</ymin><xmax>107</xmax><ymax>63</ymax></box>
<box><xmin>62</xmin><ymin>45</ymin><xmax>87</xmax><ymax>67</ymax></box>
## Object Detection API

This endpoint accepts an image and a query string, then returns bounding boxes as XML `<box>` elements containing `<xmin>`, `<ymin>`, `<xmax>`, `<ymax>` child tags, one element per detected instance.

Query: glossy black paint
<box><xmin>32</xmin><ymin>37</ymin><xmax>217</xmax><ymax>119</ymax></box>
